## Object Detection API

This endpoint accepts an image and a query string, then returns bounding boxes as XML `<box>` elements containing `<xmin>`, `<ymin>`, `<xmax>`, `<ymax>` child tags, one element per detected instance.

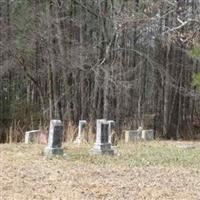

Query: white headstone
<box><xmin>141</xmin><ymin>129</ymin><xmax>154</xmax><ymax>140</ymax></box>
<box><xmin>74</xmin><ymin>120</ymin><xmax>87</xmax><ymax>145</ymax></box>
<box><xmin>107</xmin><ymin>120</ymin><xmax>115</xmax><ymax>144</ymax></box>
<box><xmin>90</xmin><ymin>119</ymin><xmax>114</xmax><ymax>155</ymax></box>
<box><xmin>25</xmin><ymin>130</ymin><xmax>40</xmax><ymax>144</ymax></box>
<box><xmin>125</xmin><ymin>130</ymin><xmax>141</xmax><ymax>143</ymax></box>
<box><xmin>43</xmin><ymin>120</ymin><xmax>64</xmax><ymax>156</ymax></box>
<box><xmin>96</xmin><ymin>119</ymin><xmax>107</xmax><ymax>145</ymax></box>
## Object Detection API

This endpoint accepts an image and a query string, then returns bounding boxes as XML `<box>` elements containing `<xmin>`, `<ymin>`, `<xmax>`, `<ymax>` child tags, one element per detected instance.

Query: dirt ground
<box><xmin>1</xmin><ymin>142</ymin><xmax>200</xmax><ymax>200</ymax></box>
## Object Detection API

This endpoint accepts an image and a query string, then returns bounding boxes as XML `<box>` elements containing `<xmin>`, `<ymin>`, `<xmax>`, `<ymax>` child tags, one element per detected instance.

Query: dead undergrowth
<box><xmin>1</xmin><ymin>141</ymin><xmax>200</xmax><ymax>200</ymax></box>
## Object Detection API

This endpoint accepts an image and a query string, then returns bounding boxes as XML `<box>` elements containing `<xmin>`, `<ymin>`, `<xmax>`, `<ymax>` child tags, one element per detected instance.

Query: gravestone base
<box><xmin>90</xmin><ymin>143</ymin><xmax>114</xmax><ymax>155</ymax></box>
<box><xmin>43</xmin><ymin>147</ymin><xmax>64</xmax><ymax>156</ymax></box>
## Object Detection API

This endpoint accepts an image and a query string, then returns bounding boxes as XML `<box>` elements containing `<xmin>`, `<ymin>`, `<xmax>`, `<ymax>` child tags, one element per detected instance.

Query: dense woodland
<box><xmin>0</xmin><ymin>0</ymin><xmax>200</xmax><ymax>142</ymax></box>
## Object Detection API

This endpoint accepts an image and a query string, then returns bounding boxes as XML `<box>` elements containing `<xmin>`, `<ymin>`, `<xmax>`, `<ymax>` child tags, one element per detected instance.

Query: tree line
<box><xmin>0</xmin><ymin>0</ymin><xmax>200</xmax><ymax>142</ymax></box>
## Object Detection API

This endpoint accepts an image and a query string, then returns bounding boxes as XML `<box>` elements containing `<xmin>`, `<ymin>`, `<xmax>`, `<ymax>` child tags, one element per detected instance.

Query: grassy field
<box><xmin>1</xmin><ymin>141</ymin><xmax>200</xmax><ymax>199</ymax></box>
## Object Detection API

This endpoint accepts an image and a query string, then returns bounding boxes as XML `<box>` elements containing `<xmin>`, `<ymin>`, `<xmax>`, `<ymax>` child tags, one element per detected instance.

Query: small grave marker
<box><xmin>25</xmin><ymin>130</ymin><xmax>40</xmax><ymax>144</ymax></box>
<box><xmin>125</xmin><ymin>130</ymin><xmax>141</xmax><ymax>142</ymax></box>
<box><xmin>141</xmin><ymin>129</ymin><xmax>154</xmax><ymax>140</ymax></box>
<box><xmin>25</xmin><ymin>130</ymin><xmax>48</xmax><ymax>144</ymax></box>
<box><xmin>74</xmin><ymin>120</ymin><xmax>87</xmax><ymax>145</ymax></box>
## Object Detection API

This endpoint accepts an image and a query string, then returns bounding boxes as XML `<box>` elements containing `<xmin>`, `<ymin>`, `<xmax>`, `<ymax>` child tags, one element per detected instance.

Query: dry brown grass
<box><xmin>1</xmin><ymin>141</ymin><xmax>200</xmax><ymax>199</ymax></box>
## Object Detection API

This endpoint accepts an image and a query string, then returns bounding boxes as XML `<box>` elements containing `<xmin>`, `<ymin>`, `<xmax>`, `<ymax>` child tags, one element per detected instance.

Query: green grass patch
<box><xmin>1</xmin><ymin>141</ymin><xmax>200</xmax><ymax>168</ymax></box>
<box><xmin>63</xmin><ymin>141</ymin><xmax>200</xmax><ymax>168</ymax></box>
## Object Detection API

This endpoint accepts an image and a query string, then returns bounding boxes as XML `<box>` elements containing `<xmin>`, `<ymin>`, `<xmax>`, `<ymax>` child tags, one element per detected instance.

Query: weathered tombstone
<box><xmin>90</xmin><ymin>119</ymin><xmax>114</xmax><ymax>155</ymax></box>
<box><xmin>125</xmin><ymin>130</ymin><xmax>141</xmax><ymax>143</ymax></box>
<box><xmin>137</xmin><ymin>126</ymin><xmax>143</xmax><ymax>136</ymax></box>
<box><xmin>43</xmin><ymin>120</ymin><xmax>64</xmax><ymax>156</ymax></box>
<box><xmin>141</xmin><ymin>129</ymin><xmax>154</xmax><ymax>140</ymax></box>
<box><xmin>107</xmin><ymin>120</ymin><xmax>115</xmax><ymax>144</ymax></box>
<box><xmin>25</xmin><ymin>130</ymin><xmax>40</xmax><ymax>144</ymax></box>
<box><xmin>95</xmin><ymin>119</ymin><xmax>107</xmax><ymax>144</ymax></box>
<box><xmin>74</xmin><ymin>120</ymin><xmax>87</xmax><ymax>145</ymax></box>
<box><xmin>25</xmin><ymin>130</ymin><xmax>48</xmax><ymax>144</ymax></box>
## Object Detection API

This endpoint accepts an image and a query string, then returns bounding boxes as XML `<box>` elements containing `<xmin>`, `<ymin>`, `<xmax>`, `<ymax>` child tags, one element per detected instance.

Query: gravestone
<box><xmin>43</xmin><ymin>120</ymin><xmax>64</xmax><ymax>156</ymax></box>
<box><xmin>90</xmin><ymin>119</ymin><xmax>114</xmax><ymax>155</ymax></box>
<box><xmin>95</xmin><ymin>119</ymin><xmax>107</xmax><ymax>144</ymax></box>
<box><xmin>25</xmin><ymin>130</ymin><xmax>48</xmax><ymax>144</ymax></box>
<box><xmin>25</xmin><ymin>130</ymin><xmax>40</xmax><ymax>144</ymax></box>
<box><xmin>74</xmin><ymin>120</ymin><xmax>87</xmax><ymax>145</ymax></box>
<box><xmin>107</xmin><ymin>120</ymin><xmax>115</xmax><ymax>144</ymax></box>
<box><xmin>141</xmin><ymin>129</ymin><xmax>154</xmax><ymax>140</ymax></box>
<box><xmin>125</xmin><ymin>130</ymin><xmax>141</xmax><ymax>143</ymax></box>
<box><xmin>137</xmin><ymin>126</ymin><xmax>143</xmax><ymax>136</ymax></box>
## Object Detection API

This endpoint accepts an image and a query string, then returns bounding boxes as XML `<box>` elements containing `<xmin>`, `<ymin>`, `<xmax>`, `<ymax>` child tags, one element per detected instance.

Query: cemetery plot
<box><xmin>1</xmin><ymin>141</ymin><xmax>200</xmax><ymax>200</ymax></box>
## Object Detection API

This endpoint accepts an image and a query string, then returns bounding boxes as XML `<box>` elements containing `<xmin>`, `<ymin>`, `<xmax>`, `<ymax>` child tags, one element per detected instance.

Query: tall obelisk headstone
<box><xmin>90</xmin><ymin>119</ymin><xmax>114</xmax><ymax>155</ymax></box>
<box><xmin>43</xmin><ymin>120</ymin><xmax>64</xmax><ymax>156</ymax></box>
